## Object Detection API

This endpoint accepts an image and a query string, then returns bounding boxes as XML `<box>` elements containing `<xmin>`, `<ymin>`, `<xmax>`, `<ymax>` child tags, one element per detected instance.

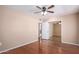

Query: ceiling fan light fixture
<box><xmin>35</xmin><ymin>5</ymin><xmax>55</xmax><ymax>15</ymax></box>
<box><xmin>59</xmin><ymin>22</ymin><xmax>61</xmax><ymax>24</ymax></box>
<box><xmin>41</xmin><ymin>11</ymin><xmax>47</xmax><ymax>15</ymax></box>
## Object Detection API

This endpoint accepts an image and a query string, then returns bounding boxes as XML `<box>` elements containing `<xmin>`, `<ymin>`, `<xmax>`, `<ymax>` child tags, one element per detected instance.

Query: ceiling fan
<box><xmin>34</xmin><ymin>5</ymin><xmax>55</xmax><ymax>16</ymax></box>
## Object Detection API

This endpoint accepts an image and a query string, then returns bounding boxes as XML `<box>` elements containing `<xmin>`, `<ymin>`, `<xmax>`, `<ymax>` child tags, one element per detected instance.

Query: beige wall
<box><xmin>61</xmin><ymin>14</ymin><xmax>78</xmax><ymax>44</ymax></box>
<box><xmin>78</xmin><ymin>13</ymin><xmax>79</xmax><ymax>43</ymax></box>
<box><xmin>77</xmin><ymin>13</ymin><xmax>79</xmax><ymax>44</ymax></box>
<box><xmin>0</xmin><ymin>6</ymin><xmax>3</xmax><ymax>46</ymax></box>
<box><xmin>53</xmin><ymin>24</ymin><xmax>61</xmax><ymax>36</ymax></box>
<box><xmin>0</xmin><ymin>6</ymin><xmax>38</xmax><ymax>51</ymax></box>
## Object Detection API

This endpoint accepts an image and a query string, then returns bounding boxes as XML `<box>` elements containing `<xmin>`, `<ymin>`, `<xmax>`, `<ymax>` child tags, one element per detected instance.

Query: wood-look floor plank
<box><xmin>1</xmin><ymin>37</ymin><xmax>79</xmax><ymax>54</ymax></box>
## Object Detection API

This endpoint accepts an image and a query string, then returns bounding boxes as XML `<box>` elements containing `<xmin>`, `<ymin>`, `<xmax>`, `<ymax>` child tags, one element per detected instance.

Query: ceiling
<box><xmin>5</xmin><ymin>5</ymin><xmax>79</xmax><ymax>18</ymax></box>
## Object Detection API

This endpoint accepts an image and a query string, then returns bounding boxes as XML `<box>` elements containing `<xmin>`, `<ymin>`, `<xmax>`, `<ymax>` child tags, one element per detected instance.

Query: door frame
<box><xmin>48</xmin><ymin>21</ymin><xmax>62</xmax><ymax>43</ymax></box>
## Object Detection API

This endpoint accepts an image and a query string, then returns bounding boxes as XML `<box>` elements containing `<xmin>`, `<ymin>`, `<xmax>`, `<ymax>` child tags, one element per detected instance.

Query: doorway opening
<box><xmin>38</xmin><ymin>21</ymin><xmax>61</xmax><ymax>44</ymax></box>
<box><xmin>38</xmin><ymin>21</ymin><xmax>62</xmax><ymax>52</ymax></box>
<box><xmin>49</xmin><ymin>21</ymin><xmax>61</xmax><ymax>44</ymax></box>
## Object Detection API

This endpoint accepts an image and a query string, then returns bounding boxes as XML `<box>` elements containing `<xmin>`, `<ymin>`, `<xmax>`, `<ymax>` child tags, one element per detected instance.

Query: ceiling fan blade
<box><xmin>47</xmin><ymin>11</ymin><xmax>54</xmax><ymax>13</ymax></box>
<box><xmin>34</xmin><ymin>11</ymin><xmax>41</xmax><ymax>13</ymax></box>
<box><xmin>36</xmin><ymin>6</ymin><xmax>41</xmax><ymax>10</ymax></box>
<box><xmin>48</xmin><ymin>5</ymin><xmax>54</xmax><ymax>9</ymax></box>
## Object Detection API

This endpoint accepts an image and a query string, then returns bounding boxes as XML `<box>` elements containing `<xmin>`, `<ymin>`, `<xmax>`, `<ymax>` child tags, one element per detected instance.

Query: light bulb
<box><xmin>44</xmin><ymin>11</ymin><xmax>47</xmax><ymax>15</ymax></box>
<box><xmin>59</xmin><ymin>22</ymin><xmax>61</xmax><ymax>24</ymax></box>
<box><xmin>41</xmin><ymin>11</ymin><xmax>47</xmax><ymax>15</ymax></box>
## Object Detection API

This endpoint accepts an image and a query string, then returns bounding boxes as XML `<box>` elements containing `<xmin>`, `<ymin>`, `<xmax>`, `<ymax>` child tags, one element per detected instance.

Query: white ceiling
<box><xmin>5</xmin><ymin>5</ymin><xmax>79</xmax><ymax>18</ymax></box>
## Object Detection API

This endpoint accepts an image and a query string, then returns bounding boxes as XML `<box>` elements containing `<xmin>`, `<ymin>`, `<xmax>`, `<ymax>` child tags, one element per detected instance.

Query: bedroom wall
<box><xmin>0</xmin><ymin>6</ymin><xmax>3</xmax><ymax>46</ymax></box>
<box><xmin>77</xmin><ymin>13</ymin><xmax>79</xmax><ymax>44</ymax></box>
<box><xmin>0</xmin><ymin>6</ymin><xmax>38</xmax><ymax>52</ymax></box>
<box><xmin>61</xmin><ymin>14</ymin><xmax>78</xmax><ymax>44</ymax></box>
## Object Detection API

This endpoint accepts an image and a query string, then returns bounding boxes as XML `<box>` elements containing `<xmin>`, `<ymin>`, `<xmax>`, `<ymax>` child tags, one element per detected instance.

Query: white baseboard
<box><xmin>0</xmin><ymin>40</ymin><xmax>38</xmax><ymax>53</ymax></box>
<box><xmin>62</xmin><ymin>42</ymin><xmax>79</xmax><ymax>46</ymax></box>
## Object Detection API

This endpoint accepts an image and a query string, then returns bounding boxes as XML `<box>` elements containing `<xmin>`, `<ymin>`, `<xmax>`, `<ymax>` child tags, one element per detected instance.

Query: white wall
<box><xmin>49</xmin><ymin>22</ymin><xmax>53</xmax><ymax>38</ymax></box>
<box><xmin>0</xmin><ymin>6</ymin><xmax>38</xmax><ymax>52</ymax></box>
<box><xmin>42</xmin><ymin>22</ymin><xmax>50</xmax><ymax>39</ymax></box>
